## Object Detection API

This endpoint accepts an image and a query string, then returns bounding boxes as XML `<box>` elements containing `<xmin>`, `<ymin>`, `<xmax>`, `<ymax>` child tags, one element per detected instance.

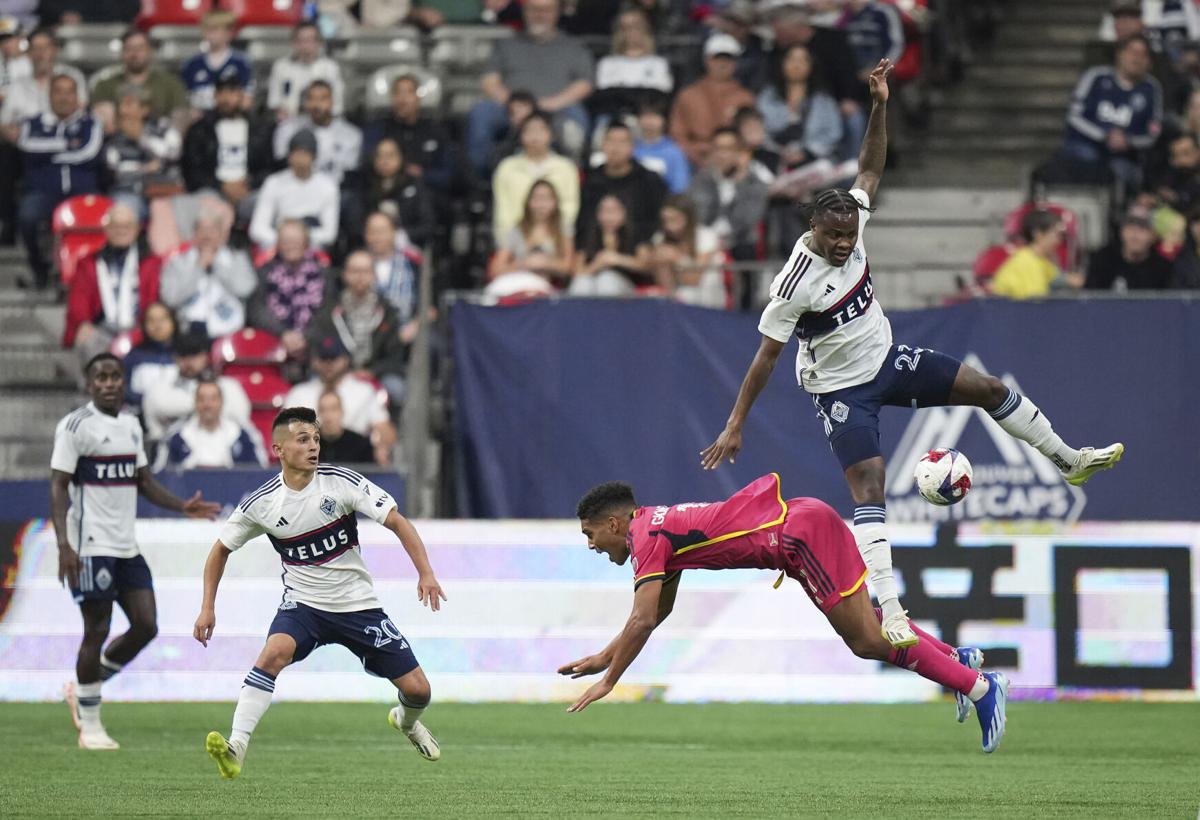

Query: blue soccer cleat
<box><xmin>975</xmin><ymin>671</ymin><xmax>1009</xmax><ymax>753</ymax></box>
<box><xmin>955</xmin><ymin>647</ymin><xmax>985</xmax><ymax>723</ymax></box>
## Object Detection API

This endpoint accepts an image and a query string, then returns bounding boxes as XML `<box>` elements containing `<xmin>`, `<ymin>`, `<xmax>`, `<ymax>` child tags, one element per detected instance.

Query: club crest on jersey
<box><xmin>831</xmin><ymin>401</ymin><xmax>849</xmax><ymax>423</ymax></box>
<box><xmin>320</xmin><ymin>495</ymin><xmax>337</xmax><ymax>517</ymax></box>
<box><xmin>95</xmin><ymin>568</ymin><xmax>112</xmax><ymax>590</ymax></box>
<box><xmin>852</xmin><ymin>247</ymin><xmax>863</xmax><ymax>262</ymax></box>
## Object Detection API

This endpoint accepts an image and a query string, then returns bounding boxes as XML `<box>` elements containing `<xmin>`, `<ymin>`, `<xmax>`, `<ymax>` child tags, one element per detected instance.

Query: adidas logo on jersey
<box><xmin>884</xmin><ymin>354</ymin><xmax>1086</xmax><ymax>523</ymax></box>
<box><xmin>824</xmin><ymin>284</ymin><xmax>836</xmax><ymax>295</ymax></box>
<box><xmin>276</xmin><ymin>516</ymin><xmax>289</xmax><ymax>527</ymax></box>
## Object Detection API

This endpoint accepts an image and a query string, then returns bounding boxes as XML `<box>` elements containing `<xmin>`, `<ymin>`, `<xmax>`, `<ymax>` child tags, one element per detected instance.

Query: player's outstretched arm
<box><xmin>852</xmin><ymin>58</ymin><xmax>893</xmax><ymax>203</ymax></box>
<box><xmin>383</xmin><ymin>508</ymin><xmax>447</xmax><ymax>612</ymax></box>
<box><xmin>566</xmin><ymin>579</ymin><xmax>662</xmax><ymax>713</ymax></box>
<box><xmin>49</xmin><ymin>469</ymin><xmax>79</xmax><ymax>587</ymax></box>
<box><xmin>193</xmin><ymin>540</ymin><xmax>232</xmax><ymax>647</ymax></box>
<box><xmin>135</xmin><ymin>468</ymin><xmax>221</xmax><ymax>519</ymax></box>
<box><xmin>701</xmin><ymin>335</ymin><xmax>786</xmax><ymax>470</ymax></box>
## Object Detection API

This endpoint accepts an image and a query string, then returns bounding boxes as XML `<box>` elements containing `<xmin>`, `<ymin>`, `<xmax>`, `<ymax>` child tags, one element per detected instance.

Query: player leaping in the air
<box><xmin>193</xmin><ymin>407</ymin><xmax>447</xmax><ymax>778</ymax></box>
<box><xmin>559</xmin><ymin>474</ymin><xmax>1008</xmax><ymax>752</ymax></box>
<box><xmin>52</xmin><ymin>353</ymin><xmax>221</xmax><ymax>750</ymax></box>
<box><xmin>700</xmin><ymin>58</ymin><xmax>1123</xmax><ymax>650</ymax></box>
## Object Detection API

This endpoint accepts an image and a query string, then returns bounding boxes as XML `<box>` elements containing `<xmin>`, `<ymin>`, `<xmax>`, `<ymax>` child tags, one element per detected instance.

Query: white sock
<box><xmin>99</xmin><ymin>652</ymin><xmax>124</xmax><ymax>683</ymax></box>
<box><xmin>967</xmin><ymin>674</ymin><xmax>990</xmax><ymax>702</ymax></box>
<box><xmin>853</xmin><ymin>505</ymin><xmax>903</xmax><ymax>621</ymax></box>
<box><xmin>230</xmin><ymin>667</ymin><xmax>275</xmax><ymax>751</ymax></box>
<box><xmin>989</xmin><ymin>390</ymin><xmax>1080</xmax><ymax>472</ymax></box>
<box><xmin>76</xmin><ymin>681</ymin><xmax>102</xmax><ymax>732</ymax></box>
<box><xmin>397</xmin><ymin>692</ymin><xmax>428</xmax><ymax>732</ymax></box>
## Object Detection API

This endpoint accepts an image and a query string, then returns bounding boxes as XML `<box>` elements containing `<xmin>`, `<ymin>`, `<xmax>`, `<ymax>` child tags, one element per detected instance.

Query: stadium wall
<box><xmin>450</xmin><ymin>298</ymin><xmax>1200</xmax><ymax>522</ymax></box>
<box><xmin>2</xmin><ymin>518</ymin><xmax>1195</xmax><ymax>703</ymax></box>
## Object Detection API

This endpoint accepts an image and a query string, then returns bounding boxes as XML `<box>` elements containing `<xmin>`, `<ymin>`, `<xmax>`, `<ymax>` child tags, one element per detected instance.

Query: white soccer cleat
<box><xmin>78</xmin><ymin>727</ymin><xmax>120</xmax><ymax>750</ymax></box>
<box><xmin>1063</xmin><ymin>443</ymin><xmax>1124</xmax><ymax>486</ymax></box>
<box><xmin>388</xmin><ymin>707</ymin><xmax>441</xmax><ymax>761</ymax></box>
<box><xmin>63</xmin><ymin>681</ymin><xmax>81</xmax><ymax>730</ymax></box>
<box><xmin>880</xmin><ymin>610</ymin><xmax>919</xmax><ymax>649</ymax></box>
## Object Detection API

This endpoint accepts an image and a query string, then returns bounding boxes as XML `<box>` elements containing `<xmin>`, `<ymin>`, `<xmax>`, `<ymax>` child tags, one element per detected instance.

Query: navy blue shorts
<box><xmin>268</xmin><ymin>602</ymin><xmax>420</xmax><ymax>680</ymax></box>
<box><xmin>70</xmin><ymin>554</ymin><xmax>153</xmax><ymax>604</ymax></box>
<box><xmin>812</xmin><ymin>344</ymin><xmax>963</xmax><ymax>470</ymax></box>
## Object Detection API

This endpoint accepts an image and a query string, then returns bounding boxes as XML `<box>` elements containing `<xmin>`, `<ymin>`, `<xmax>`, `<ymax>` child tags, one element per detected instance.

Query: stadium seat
<box><xmin>211</xmin><ymin>328</ymin><xmax>287</xmax><ymax>376</ymax></box>
<box><xmin>336</xmin><ymin>29</ymin><xmax>424</xmax><ymax>71</ymax></box>
<box><xmin>147</xmin><ymin>25</ymin><xmax>203</xmax><ymax>64</ymax></box>
<box><xmin>52</xmin><ymin>195</ymin><xmax>114</xmax><ymax>289</ymax></box>
<box><xmin>250</xmin><ymin>407</ymin><xmax>281</xmax><ymax>460</ymax></box>
<box><xmin>972</xmin><ymin>243</ymin><xmax>1016</xmax><ymax>290</ymax></box>
<box><xmin>232</xmin><ymin>368</ymin><xmax>292</xmax><ymax>407</ymax></box>
<box><xmin>239</xmin><ymin>24</ymin><xmax>294</xmax><ymax>65</ymax></box>
<box><xmin>137</xmin><ymin>0</ymin><xmax>213</xmax><ymax>27</ymax></box>
<box><xmin>428</xmin><ymin>25</ymin><xmax>512</xmax><ymax>74</ymax></box>
<box><xmin>220</xmin><ymin>0</ymin><xmax>303</xmax><ymax>27</ymax></box>
<box><xmin>55</xmin><ymin>23</ymin><xmax>128</xmax><ymax>42</ymax></box>
<box><xmin>61</xmin><ymin>38</ymin><xmax>121</xmax><ymax>73</ymax></box>
<box><xmin>1002</xmin><ymin>202</ymin><xmax>1081</xmax><ymax>273</ymax></box>
<box><xmin>364</xmin><ymin>65</ymin><xmax>442</xmax><ymax>114</ymax></box>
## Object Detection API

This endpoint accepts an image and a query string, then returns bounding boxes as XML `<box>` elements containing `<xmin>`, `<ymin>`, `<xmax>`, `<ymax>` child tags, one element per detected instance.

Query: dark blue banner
<box><xmin>451</xmin><ymin>299</ymin><xmax>1199</xmax><ymax>521</ymax></box>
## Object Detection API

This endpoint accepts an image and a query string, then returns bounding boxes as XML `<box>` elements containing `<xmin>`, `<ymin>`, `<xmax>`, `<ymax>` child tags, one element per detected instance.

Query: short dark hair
<box><xmin>1019</xmin><ymin>208</ymin><xmax>1061</xmax><ymax>242</ymax></box>
<box><xmin>638</xmin><ymin>99</ymin><xmax>667</xmax><ymax>119</ymax></box>
<box><xmin>576</xmin><ymin>481</ymin><xmax>636</xmax><ymax>520</ymax></box>
<box><xmin>293</xmin><ymin>20</ymin><xmax>321</xmax><ymax>38</ymax></box>
<box><xmin>809</xmin><ymin>188</ymin><xmax>875</xmax><ymax>221</ymax></box>
<box><xmin>28</xmin><ymin>26</ymin><xmax>59</xmax><ymax>48</ymax></box>
<box><xmin>733</xmin><ymin>105</ymin><xmax>762</xmax><ymax>129</ymax></box>
<box><xmin>605</xmin><ymin>121</ymin><xmax>633</xmax><ymax>137</ymax></box>
<box><xmin>83</xmin><ymin>351</ymin><xmax>122</xmax><ymax>377</ymax></box>
<box><xmin>121</xmin><ymin>27</ymin><xmax>152</xmax><ymax>47</ymax></box>
<box><xmin>712</xmin><ymin>126</ymin><xmax>741</xmax><ymax>145</ymax></box>
<box><xmin>304</xmin><ymin>79</ymin><xmax>333</xmax><ymax>97</ymax></box>
<box><xmin>392</xmin><ymin>73</ymin><xmax>419</xmax><ymax>93</ymax></box>
<box><xmin>507</xmin><ymin>90</ymin><xmax>537</xmax><ymax>110</ymax></box>
<box><xmin>273</xmin><ymin>406</ymin><xmax>318</xmax><ymax>431</ymax></box>
<box><xmin>519</xmin><ymin>110</ymin><xmax>553</xmax><ymax>135</ymax></box>
<box><xmin>1115</xmin><ymin>33</ymin><xmax>1152</xmax><ymax>57</ymax></box>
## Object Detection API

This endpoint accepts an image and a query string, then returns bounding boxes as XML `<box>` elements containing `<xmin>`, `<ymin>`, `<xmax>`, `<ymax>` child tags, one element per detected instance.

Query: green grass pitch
<box><xmin>2</xmin><ymin>701</ymin><xmax>1197</xmax><ymax>817</ymax></box>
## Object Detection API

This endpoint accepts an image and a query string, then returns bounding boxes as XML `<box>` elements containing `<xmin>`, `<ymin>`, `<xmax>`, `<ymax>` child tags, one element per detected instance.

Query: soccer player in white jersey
<box><xmin>194</xmin><ymin>406</ymin><xmax>446</xmax><ymax>778</ymax></box>
<box><xmin>51</xmin><ymin>353</ymin><xmax>221</xmax><ymax>750</ymax></box>
<box><xmin>702</xmin><ymin>59</ymin><xmax>1123</xmax><ymax>661</ymax></box>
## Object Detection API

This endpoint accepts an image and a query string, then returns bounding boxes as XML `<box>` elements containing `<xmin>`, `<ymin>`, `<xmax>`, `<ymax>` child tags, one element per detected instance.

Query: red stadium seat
<box><xmin>231</xmin><ymin>368</ymin><xmax>292</xmax><ymax>408</ymax></box>
<box><xmin>52</xmin><ymin>195</ymin><xmax>114</xmax><ymax>288</ymax></box>
<box><xmin>972</xmin><ymin>243</ymin><xmax>1016</xmax><ymax>290</ymax></box>
<box><xmin>220</xmin><ymin>0</ymin><xmax>303</xmax><ymax>27</ymax></box>
<box><xmin>211</xmin><ymin>328</ymin><xmax>287</xmax><ymax>376</ymax></box>
<box><xmin>1002</xmin><ymin>202</ymin><xmax>1081</xmax><ymax>273</ymax></box>
<box><xmin>137</xmin><ymin>0</ymin><xmax>214</xmax><ymax>27</ymax></box>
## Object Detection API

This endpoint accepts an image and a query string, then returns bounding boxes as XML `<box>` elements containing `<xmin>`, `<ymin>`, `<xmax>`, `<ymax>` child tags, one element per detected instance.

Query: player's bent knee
<box><xmin>845</xmin><ymin>634</ymin><xmax>890</xmax><ymax>662</ymax></box>
<box><xmin>983</xmin><ymin>376</ymin><xmax>1009</xmax><ymax>408</ymax></box>
<box><xmin>398</xmin><ymin>671</ymin><xmax>431</xmax><ymax>704</ymax></box>
<box><xmin>130</xmin><ymin>621</ymin><xmax>158</xmax><ymax>645</ymax></box>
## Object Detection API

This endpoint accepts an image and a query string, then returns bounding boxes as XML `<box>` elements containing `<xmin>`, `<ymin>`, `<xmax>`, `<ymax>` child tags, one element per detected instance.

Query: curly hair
<box><xmin>576</xmin><ymin>481</ymin><xmax>636</xmax><ymax>521</ymax></box>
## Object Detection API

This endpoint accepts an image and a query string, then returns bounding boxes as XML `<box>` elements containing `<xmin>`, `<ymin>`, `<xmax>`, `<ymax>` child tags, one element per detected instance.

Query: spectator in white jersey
<box><xmin>250</xmin><ymin>129</ymin><xmax>340</xmax><ymax>251</ymax></box>
<box><xmin>267</xmin><ymin>21</ymin><xmax>345</xmax><ymax>121</ymax></box>
<box><xmin>52</xmin><ymin>353</ymin><xmax>220</xmax><ymax>750</ymax></box>
<box><xmin>155</xmin><ymin>379</ymin><xmax>268</xmax><ymax>471</ymax></box>
<box><xmin>142</xmin><ymin>330</ymin><xmax>252</xmax><ymax>443</ymax></box>
<box><xmin>195</xmin><ymin>405</ymin><xmax>446</xmax><ymax>778</ymax></box>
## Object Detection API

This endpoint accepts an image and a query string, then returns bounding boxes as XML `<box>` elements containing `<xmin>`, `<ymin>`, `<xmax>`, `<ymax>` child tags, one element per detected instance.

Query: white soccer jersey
<box><xmin>758</xmin><ymin>188</ymin><xmax>893</xmax><ymax>394</ymax></box>
<box><xmin>50</xmin><ymin>403</ymin><xmax>148</xmax><ymax>559</ymax></box>
<box><xmin>218</xmin><ymin>465</ymin><xmax>397</xmax><ymax>613</ymax></box>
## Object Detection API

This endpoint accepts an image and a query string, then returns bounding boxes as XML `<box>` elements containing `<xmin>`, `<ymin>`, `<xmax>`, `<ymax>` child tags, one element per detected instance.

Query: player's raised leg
<box><xmin>387</xmin><ymin>666</ymin><xmax>440</xmax><ymax>761</ymax></box>
<box><xmin>844</xmin><ymin>456</ymin><xmax>917</xmax><ymax>648</ymax></box>
<box><xmin>71</xmin><ymin>598</ymin><xmax>120</xmax><ymax>750</ymax></box>
<box><xmin>207</xmin><ymin>632</ymin><xmax>296</xmax><ymax>779</ymax></box>
<box><xmin>949</xmin><ymin>364</ymin><xmax>1123</xmax><ymax>485</ymax></box>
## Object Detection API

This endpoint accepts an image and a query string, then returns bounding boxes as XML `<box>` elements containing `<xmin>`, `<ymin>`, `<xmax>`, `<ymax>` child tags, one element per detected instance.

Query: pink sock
<box><xmin>887</xmin><ymin>642</ymin><xmax>980</xmax><ymax>696</ymax></box>
<box><xmin>874</xmin><ymin>607</ymin><xmax>956</xmax><ymax>657</ymax></box>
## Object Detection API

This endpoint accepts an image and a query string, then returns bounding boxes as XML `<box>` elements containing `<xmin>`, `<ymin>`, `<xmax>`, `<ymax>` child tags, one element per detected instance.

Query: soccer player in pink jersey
<box><xmin>559</xmin><ymin>473</ymin><xmax>1008</xmax><ymax>752</ymax></box>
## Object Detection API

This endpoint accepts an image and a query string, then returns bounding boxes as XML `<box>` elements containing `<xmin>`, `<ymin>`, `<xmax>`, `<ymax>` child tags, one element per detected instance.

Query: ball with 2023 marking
<box><xmin>914</xmin><ymin>448</ymin><xmax>973</xmax><ymax>506</ymax></box>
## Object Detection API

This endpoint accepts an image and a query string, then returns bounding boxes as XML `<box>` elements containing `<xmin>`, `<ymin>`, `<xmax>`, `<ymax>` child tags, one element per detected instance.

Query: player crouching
<box><xmin>193</xmin><ymin>407</ymin><xmax>447</xmax><ymax>778</ymax></box>
<box><xmin>560</xmin><ymin>474</ymin><xmax>1009</xmax><ymax>753</ymax></box>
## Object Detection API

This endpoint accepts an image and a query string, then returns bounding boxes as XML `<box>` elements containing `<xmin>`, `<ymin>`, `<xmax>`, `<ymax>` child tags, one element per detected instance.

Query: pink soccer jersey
<box><xmin>626</xmin><ymin>473</ymin><xmax>791</xmax><ymax>588</ymax></box>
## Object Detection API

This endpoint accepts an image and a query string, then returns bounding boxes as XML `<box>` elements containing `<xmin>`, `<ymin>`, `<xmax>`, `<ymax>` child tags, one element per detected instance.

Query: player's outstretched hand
<box><xmin>182</xmin><ymin>491</ymin><xmax>221</xmax><ymax>520</ymax></box>
<box><xmin>868</xmin><ymin>58</ymin><xmax>893</xmax><ymax>104</ymax></box>
<box><xmin>567</xmin><ymin>679</ymin><xmax>613</xmax><ymax>713</ymax></box>
<box><xmin>56</xmin><ymin>546</ymin><xmax>80</xmax><ymax>588</ymax></box>
<box><xmin>700</xmin><ymin>426</ymin><xmax>742</xmax><ymax>471</ymax></box>
<box><xmin>417</xmin><ymin>573</ymin><xmax>447</xmax><ymax>612</ymax></box>
<box><xmin>193</xmin><ymin>608</ymin><xmax>215</xmax><ymax>647</ymax></box>
<box><xmin>557</xmin><ymin>653</ymin><xmax>610</xmax><ymax>679</ymax></box>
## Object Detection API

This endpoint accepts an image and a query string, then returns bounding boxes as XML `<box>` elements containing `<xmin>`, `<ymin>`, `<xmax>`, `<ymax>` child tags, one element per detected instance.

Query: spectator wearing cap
<box><xmin>669</xmin><ymin>33</ymin><xmax>756</xmax><ymax>166</ymax></box>
<box><xmin>0</xmin><ymin>27</ymin><xmax>86</xmax><ymax>141</ymax></box>
<box><xmin>35</xmin><ymin>0</ymin><xmax>139</xmax><ymax>24</ymax></box>
<box><xmin>142</xmin><ymin>329</ymin><xmax>252</xmax><ymax>443</ymax></box>
<box><xmin>284</xmin><ymin>334</ymin><xmax>396</xmax><ymax>465</ymax></box>
<box><xmin>267</xmin><ymin>21</ymin><xmax>345</xmax><ymax>122</ymax></box>
<box><xmin>102</xmin><ymin>85</ymin><xmax>183</xmax><ymax>219</ymax></box>
<box><xmin>155</xmin><ymin>379</ymin><xmax>267</xmax><ymax>470</ymax></box>
<box><xmin>17</xmin><ymin>71</ymin><xmax>101</xmax><ymax>289</ymax></box>
<box><xmin>249</xmin><ymin>129</ymin><xmax>341</xmax><ymax>250</ymax></box>
<box><xmin>273</xmin><ymin>80</ymin><xmax>362</xmax><ymax>187</ymax></box>
<box><xmin>181</xmin><ymin>65</ymin><xmax>274</xmax><ymax>217</ymax></box>
<box><xmin>91</xmin><ymin>29</ymin><xmax>189</xmax><ymax>136</ymax></box>
<box><xmin>317</xmin><ymin>389</ymin><xmax>374</xmax><ymax>465</ymax></box>
<box><xmin>307</xmin><ymin>249</ymin><xmax>409</xmax><ymax>408</ymax></box>
<box><xmin>63</xmin><ymin>203</ymin><xmax>161</xmax><ymax>361</ymax></box>
<box><xmin>466</xmin><ymin>0</ymin><xmax>594</xmax><ymax>177</ymax></box>
<box><xmin>634</xmin><ymin>100</ymin><xmax>690</xmax><ymax>194</ymax></box>
<box><xmin>1085</xmin><ymin>210</ymin><xmax>1174</xmax><ymax>290</ymax></box>
<box><xmin>160</xmin><ymin>209</ymin><xmax>255</xmax><ymax>338</ymax></box>
<box><xmin>246</xmin><ymin>219</ymin><xmax>332</xmax><ymax>362</ymax></box>
<box><xmin>362</xmin><ymin>73</ymin><xmax>454</xmax><ymax>193</ymax></box>
<box><xmin>181</xmin><ymin>10</ymin><xmax>255</xmax><ymax>113</ymax></box>
<box><xmin>991</xmin><ymin>209</ymin><xmax>1081</xmax><ymax>300</ymax></box>
<box><xmin>492</xmin><ymin>111</ymin><xmax>581</xmax><ymax>239</ymax></box>
<box><xmin>578</xmin><ymin>122</ymin><xmax>665</xmax><ymax>245</ymax></box>
<box><xmin>837</xmin><ymin>0</ymin><xmax>904</xmax><ymax>83</ymax></box>
<box><xmin>0</xmin><ymin>5</ymin><xmax>37</xmax><ymax>31</ymax></box>
<box><xmin>1060</xmin><ymin>34</ymin><xmax>1162</xmax><ymax>189</ymax></box>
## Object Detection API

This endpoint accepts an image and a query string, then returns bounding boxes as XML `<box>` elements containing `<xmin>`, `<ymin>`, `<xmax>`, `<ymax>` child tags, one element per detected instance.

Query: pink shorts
<box><xmin>777</xmin><ymin>498</ymin><xmax>868</xmax><ymax>614</ymax></box>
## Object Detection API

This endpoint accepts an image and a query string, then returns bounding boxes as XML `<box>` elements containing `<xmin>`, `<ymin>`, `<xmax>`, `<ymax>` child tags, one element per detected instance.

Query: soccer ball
<box><xmin>914</xmin><ymin>448</ymin><xmax>973</xmax><ymax>506</ymax></box>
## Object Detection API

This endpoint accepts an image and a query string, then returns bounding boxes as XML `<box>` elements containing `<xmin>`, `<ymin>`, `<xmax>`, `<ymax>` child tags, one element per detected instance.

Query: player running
<box><xmin>52</xmin><ymin>353</ymin><xmax>221</xmax><ymax>750</ymax></box>
<box><xmin>560</xmin><ymin>474</ymin><xmax>1008</xmax><ymax>752</ymax></box>
<box><xmin>194</xmin><ymin>407</ymin><xmax>447</xmax><ymax>778</ymax></box>
<box><xmin>700</xmin><ymin>59</ymin><xmax>1123</xmax><ymax>649</ymax></box>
